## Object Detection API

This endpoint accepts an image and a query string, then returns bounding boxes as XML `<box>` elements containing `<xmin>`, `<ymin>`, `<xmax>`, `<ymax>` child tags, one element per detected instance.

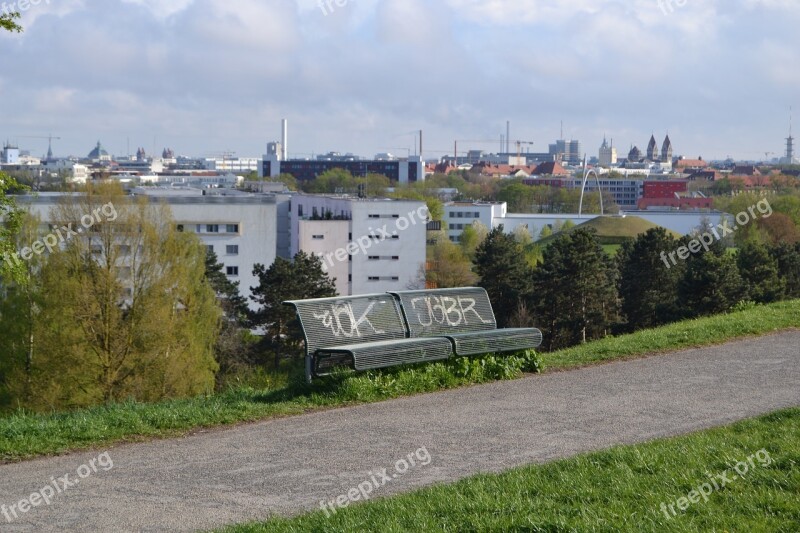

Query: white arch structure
<box><xmin>578</xmin><ymin>155</ymin><xmax>604</xmax><ymax>217</ymax></box>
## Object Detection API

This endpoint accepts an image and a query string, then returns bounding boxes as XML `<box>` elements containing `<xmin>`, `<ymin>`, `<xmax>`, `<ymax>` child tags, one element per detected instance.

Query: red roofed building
<box><xmin>531</xmin><ymin>161</ymin><xmax>569</xmax><ymax>176</ymax></box>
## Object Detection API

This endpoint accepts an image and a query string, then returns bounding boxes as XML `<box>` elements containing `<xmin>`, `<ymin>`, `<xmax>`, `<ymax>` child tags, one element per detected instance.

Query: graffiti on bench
<box><xmin>407</xmin><ymin>295</ymin><xmax>493</xmax><ymax>328</ymax></box>
<box><xmin>312</xmin><ymin>302</ymin><xmax>386</xmax><ymax>339</ymax></box>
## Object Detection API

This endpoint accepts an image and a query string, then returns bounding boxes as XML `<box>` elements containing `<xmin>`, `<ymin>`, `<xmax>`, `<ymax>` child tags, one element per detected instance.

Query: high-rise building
<box><xmin>548</xmin><ymin>139</ymin><xmax>582</xmax><ymax>165</ymax></box>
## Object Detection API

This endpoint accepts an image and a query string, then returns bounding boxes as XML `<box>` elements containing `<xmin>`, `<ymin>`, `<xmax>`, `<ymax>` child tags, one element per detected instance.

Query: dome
<box><xmin>88</xmin><ymin>141</ymin><xmax>109</xmax><ymax>159</ymax></box>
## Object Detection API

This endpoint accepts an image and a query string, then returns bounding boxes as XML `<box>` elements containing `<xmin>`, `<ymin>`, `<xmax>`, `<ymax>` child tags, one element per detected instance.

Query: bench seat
<box><xmin>445</xmin><ymin>328</ymin><xmax>544</xmax><ymax>356</ymax></box>
<box><xmin>316</xmin><ymin>337</ymin><xmax>453</xmax><ymax>373</ymax></box>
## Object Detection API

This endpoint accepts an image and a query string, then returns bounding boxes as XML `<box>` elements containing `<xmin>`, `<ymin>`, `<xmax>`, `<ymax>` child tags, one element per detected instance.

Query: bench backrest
<box><xmin>284</xmin><ymin>293</ymin><xmax>408</xmax><ymax>354</ymax></box>
<box><xmin>389</xmin><ymin>287</ymin><xmax>498</xmax><ymax>338</ymax></box>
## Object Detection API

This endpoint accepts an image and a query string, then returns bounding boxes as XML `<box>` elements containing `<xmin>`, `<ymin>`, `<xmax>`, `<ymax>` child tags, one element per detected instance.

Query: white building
<box><xmin>204</xmin><ymin>157</ymin><xmax>260</xmax><ymax>173</ymax></box>
<box><xmin>289</xmin><ymin>195</ymin><xmax>429</xmax><ymax>295</ymax></box>
<box><xmin>444</xmin><ymin>202</ymin><xmax>506</xmax><ymax>242</ymax></box>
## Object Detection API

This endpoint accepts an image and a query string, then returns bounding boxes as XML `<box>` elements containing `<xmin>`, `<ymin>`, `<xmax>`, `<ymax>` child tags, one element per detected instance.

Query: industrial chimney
<box><xmin>281</xmin><ymin>119</ymin><xmax>288</xmax><ymax>161</ymax></box>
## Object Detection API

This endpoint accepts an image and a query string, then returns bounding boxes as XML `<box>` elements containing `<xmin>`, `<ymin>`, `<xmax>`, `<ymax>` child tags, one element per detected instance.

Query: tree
<box><xmin>0</xmin><ymin>211</ymin><xmax>48</xmax><ymax>405</ymax></box>
<box><xmin>24</xmin><ymin>183</ymin><xmax>221</xmax><ymax>409</ymax></box>
<box><xmin>532</xmin><ymin>229</ymin><xmax>619</xmax><ymax>350</ymax></box>
<box><xmin>1</xmin><ymin>11</ymin><xmax>22</xmax><ymax>33</ymax></box>
<box><xmin>460</xmin><ymin>220</ymin><xmax>489</xmax><ymax>261</ymax></box>
<box><xmin>757</xmin><ymin>213</ymin><xmax>800</xmax><ymax>245</ymax></box>
<box><xmin>616</xmin><ymin>228</ymin><xmax>683</xmax><ymax>331</ymax></box>
<box><xmin>205</xmin><ymin>249</ymin><xmax>252</xmax><ymax>382</ymax></box>
<box><xmin>497</xmin><ymin>182</ymin><xmax>535</xmax><ymax>212</ymax></box>
<box><xmin>0</xmin><ymin>172</ymin><xmax>27</xmax><ymax>283</ymax></box>
<box><xmin>250</xmin><ymin>252</ymin><xmax>337</xmax><ymax>368</ymax></box>
<box><xmin>678</xmin><ymin>248</ymin><xmax>744</xmax><ymax>318</ymax></box>
<box><xmin>770</xmin><ymin>243</ymin><xmax>800</xmax><ymax>299</ymax></box>
<box><xmin>426</xmin><ymin>236</ymin><xmax>477</xmax><ymax>288</ymax></box>
<box><xmin>736</xmin><ymin>242</ymin><xmax>785</xmax><ymax>303</ymax></box>
<box><xmin>474</xmin><ymin>226</ymin><xmax>534</xmax><ymax>328</ymax></box>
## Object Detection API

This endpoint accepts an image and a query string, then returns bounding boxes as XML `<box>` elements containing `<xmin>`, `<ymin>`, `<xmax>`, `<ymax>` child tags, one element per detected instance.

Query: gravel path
<box><xmin>1</xmin><ymin>331</ymin><xmax>798</xmax><ymax>532</ymax></box>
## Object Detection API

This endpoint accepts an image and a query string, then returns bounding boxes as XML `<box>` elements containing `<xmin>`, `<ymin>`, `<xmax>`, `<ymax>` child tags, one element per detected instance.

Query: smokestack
<box><xmin>281</xmin><ymin>119</ymin><xmax>288</xmax><ymax>161</ymax></box>
<box><xmin>506</xmin><ymin>120</ymin><xmax>510</xmax><ymax>153</ymax></box>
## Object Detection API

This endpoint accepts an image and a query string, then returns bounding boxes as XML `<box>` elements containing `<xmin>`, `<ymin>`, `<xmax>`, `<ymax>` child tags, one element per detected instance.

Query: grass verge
<box><xmin>1</xmin><ymin>300</ymin><xmax>799</xmax><ymax>463</ymax></box>
<box><xmin>219</xmin><ymin>408</ymin><xmax>800</xmax><ymax>532</ymax></box>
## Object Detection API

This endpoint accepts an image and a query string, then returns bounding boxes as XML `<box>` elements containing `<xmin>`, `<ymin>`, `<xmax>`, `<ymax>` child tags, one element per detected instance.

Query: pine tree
<box><xmin>678</xmin><ymin>249</ymin><xmax>745</xmax><ymax>318</ymax></box>
<box><xmin>250</xmin><ymin>252</ymin><xmax>337</xmax><ymax>368</ymax></box>
<box><xmin>617</xmin><ymin>228</ymin><xmax>683</xmax><ymax>331</ymax></box>
<box><xmin>770</xmin><ymin>243</ymin><xmax>800</xmax><ymax>299</ymax></box>
<box><xmin>737</xmin><ymin>242</ymin><xmax>785</xmax><ymax>303</ymax></box>
<box><xmin>532</xmin><ymin>228</ymin><xmax>619</xmax><ymax>350</ymax></box>
<box><xmin>204</xmin><ymin>249</ymin><xmax>252</xmax><ymax>381</ymax></box>
<box><xmin>474</xmin><ymin>226</ymin><xmax>533</xmax><ymax>328</ymax></box>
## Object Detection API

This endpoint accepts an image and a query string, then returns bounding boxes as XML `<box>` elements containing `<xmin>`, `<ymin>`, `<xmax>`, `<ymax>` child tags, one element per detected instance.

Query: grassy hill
<box><xmin>539</xmin><ymin>215</ymin><xmax>683</xmax><ymax>246</ymax></box>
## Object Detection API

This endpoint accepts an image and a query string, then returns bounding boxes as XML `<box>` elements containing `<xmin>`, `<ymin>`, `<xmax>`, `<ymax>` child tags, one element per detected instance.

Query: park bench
<box><xmin>284</xmin><ymin>293</ymin><xmax>454</xmax><ymax>382</ymax></box>
<box><xmin>285</xmin><ymin>288</ymin><xmax>543</xmax><ymax>382</ymax></box>
<box><xmin>389</xmin><ymin>287</ymin><xmax>543</xmax><ymax>357</ymax></box>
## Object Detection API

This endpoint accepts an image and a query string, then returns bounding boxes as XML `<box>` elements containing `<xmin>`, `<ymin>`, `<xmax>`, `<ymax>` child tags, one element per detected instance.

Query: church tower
<box><xmin>661</xmin><ymin>134</ymin><xmax>673</xmax><ymax>163</ymax></box>
<box><xmin>646</xmin><ymin>134</ymin><xmax>659</xmax><ymax>161</ymax></box>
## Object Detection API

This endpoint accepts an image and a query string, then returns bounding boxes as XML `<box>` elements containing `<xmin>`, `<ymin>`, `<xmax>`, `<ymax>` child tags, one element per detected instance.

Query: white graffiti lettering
<box><xmin>313</xmin><ymin>303</ymin><xmax>386</xmax><ymax>338</ymax></box>
<box><xmin>409</xmin><ymin>296</ymin><xmax>492</xmax><ymax>328</ymax></box>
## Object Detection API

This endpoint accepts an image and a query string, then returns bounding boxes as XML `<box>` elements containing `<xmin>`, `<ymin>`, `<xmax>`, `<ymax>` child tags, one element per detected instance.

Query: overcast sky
<box><xmin>1</xmin><ymin>0</ymin><xmax>798</xmax><ymax>162</ymax></box>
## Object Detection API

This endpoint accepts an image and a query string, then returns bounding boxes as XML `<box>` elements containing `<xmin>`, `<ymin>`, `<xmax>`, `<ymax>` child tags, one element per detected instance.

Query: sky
<box><xmin>1</xmin><ymin>0</ymin><xmax>799</xmax><ymax>162</ymax></box>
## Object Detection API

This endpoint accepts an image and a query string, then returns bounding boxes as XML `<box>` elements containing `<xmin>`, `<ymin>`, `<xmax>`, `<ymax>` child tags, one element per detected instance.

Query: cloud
<box><xmin>0</xmin><ymin>0</ymin><xmax>797</xmax><ymax>161</ymax></box>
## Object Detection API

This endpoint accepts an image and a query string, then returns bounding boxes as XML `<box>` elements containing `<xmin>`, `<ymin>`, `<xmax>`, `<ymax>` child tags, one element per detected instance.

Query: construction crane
<box><xmin>514</xmin><ymin>141</ymin><xmax>535</xmax><ymax>161</ymax></box>
<box><xmin>13</xmin><ymin>134</ymin><xmax>61</xmax><ymax>156</ymax></box>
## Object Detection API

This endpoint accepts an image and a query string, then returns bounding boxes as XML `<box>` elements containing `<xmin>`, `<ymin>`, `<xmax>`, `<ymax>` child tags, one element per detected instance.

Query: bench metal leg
<box><xmin>305</xmin><ymin>354</ymin><xmax>313</xmax><ymax>384</ymax></box>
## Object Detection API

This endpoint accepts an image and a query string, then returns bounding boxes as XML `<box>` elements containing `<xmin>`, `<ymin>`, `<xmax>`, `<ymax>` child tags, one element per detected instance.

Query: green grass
<box><xmin>539</xmin><ymin>215</ymin><xmax>683</xmax><ymax>246</ymax></box>
<box><xmin>544</xmin><ymin>299</ymin><xmax>800</xmax><ymax>370</ymax></box>
<box><xmin>220</xmin><ymin>408</ymin><xmax>800</xmax><ymax>532</ymax></box>
<box><xmin>1</xmin><ymin>299</ymin><xmax>799</xmax><ymax>463</ymax></box>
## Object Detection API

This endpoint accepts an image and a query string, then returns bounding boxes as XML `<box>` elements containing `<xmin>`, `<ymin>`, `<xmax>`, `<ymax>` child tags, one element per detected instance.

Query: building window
<box><xmin>392</xmin><ymin>235</ymin><xmax>400</xmax><ymax>240</ymax></box>
<box><xmin>368</xmin><ymin>256</ymin><xmax>380</xmax><ymax>260</ymax></box>
<box><xmin>226</xmin><ymin>266</ymin><xmax>239</xmax><ymax>276</ymax></box>
<box><xmin>368</xmin><ymin>276</ymin><xmax>380</xmax><ymax>282</ymax></box>
<box><xmin>474</xmin><ymin>212</ymin><xmax>480</xmax><ymax>218</ymax></box>
<box><xmin>207</xmin><ymin>245</ymin><xmax>214</xmax><ymax>253</ymax></box>
<box><xmin>449</xmin><ymin>224</ymin><xmax>456</xmax><ymax>230</ymax></box>
<box><xmin>457</xmin><ymin>212</ymin><xmax>463</xmax><ymax>218</ymax></box>
<box><xmin>298</xmin><ymin>205</ymin><xmax>303</xmax><ymax>217</ymax></box>
<box><xmin>312</xmin><ymin>235</ymin><xmax>324</xmax><ymax>240</ymax></box>
<box><xmin>348</xmin><ymin>274</ymin><xmax>352</xmax><ymax>282</ymax></box>
<box><xmin>392</xmin><ymin>256</ymin><xmax>399</xmax><ymax>260</ymax></box>
<box><xmin>207</xmin><ymin>224</ymin><xmax>219</xmax><ymax>233</ymax></box>
<box><xmin>368</xmin><ymin>214</ymin><xmax>380</xmax><ymax>219</ymax></box>
<box><xmin>226</xmin><ymin>224</ymin><xmax>239</xmax><ymax>234</ymax></box>
<box><xmin>176</xmin><ymin>224</ymin><xmax>184</xmax><ymax>232</ymax></box>
<box><xmin>226</xmin><ymin>245</ymin><xmax>239</xmax><ymax>255</ymax></box>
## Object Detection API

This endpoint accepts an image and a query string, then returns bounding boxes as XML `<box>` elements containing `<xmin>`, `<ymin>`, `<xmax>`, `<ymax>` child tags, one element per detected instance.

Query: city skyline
<box><xmin>1</xmin><ymin>1</ymin><xmax>799</xmax><ymax>161</ymax></box>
